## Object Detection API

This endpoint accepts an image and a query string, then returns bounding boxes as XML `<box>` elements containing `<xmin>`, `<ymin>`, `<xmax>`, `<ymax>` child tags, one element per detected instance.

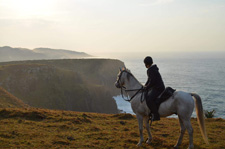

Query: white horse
<box><xmin>115</xmin><ymin>68</ymin><xmax>208</xmax><ymax>149</ymax></box>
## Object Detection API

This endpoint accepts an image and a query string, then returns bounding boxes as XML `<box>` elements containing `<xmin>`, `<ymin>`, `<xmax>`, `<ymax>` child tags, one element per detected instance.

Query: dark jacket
<box><xmin>145</xmin><ymin>64</ymin><xmax>165</xmax><ymax>91</ymax></box>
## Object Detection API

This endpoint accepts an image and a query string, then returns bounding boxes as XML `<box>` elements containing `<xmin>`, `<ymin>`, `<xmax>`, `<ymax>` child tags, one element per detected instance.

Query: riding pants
<box><xmin>146</xmin><ymin>88</ymin><xmax>164</xmax><ymax>115</ymax></box>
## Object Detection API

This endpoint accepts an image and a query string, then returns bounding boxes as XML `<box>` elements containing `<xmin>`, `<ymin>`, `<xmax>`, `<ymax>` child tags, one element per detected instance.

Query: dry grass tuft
<box><xmin>112</xmin><ymin>113</ymin><xmax>135</xmax><ymax>120</ymax></box>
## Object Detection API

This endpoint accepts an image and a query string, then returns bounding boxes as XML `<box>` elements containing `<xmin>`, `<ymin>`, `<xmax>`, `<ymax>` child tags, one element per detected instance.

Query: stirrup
<box><xmin>148</xmin><ymin>114</ymin><xmax>153</xmax><ymax>126</ymax></box>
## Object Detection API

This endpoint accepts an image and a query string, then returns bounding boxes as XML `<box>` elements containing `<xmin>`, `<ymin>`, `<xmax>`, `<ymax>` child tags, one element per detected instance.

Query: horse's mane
<box><xmin>123</xmin><ymin>70</ymin><xmax>143</xmax><ymax>86</ymax></box>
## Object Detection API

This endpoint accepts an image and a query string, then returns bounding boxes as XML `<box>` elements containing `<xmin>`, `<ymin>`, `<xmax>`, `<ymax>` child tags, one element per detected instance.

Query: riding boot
<box><xmin>147</xmin><ymin>98</ymin><xmax>160</xmax><ymax>121</ymax></box>
<box><xmin>146</xmin><ymin>89</ymin><xmax>161</xmax><ymax>121</ymax></box>
<box><xmin>150</xmin><ymin>102</ymin><xmax>160</xmax><ymax>121</ymax></box>
<box><xmin>152</xmin><ymin>112</ymin><xmax>160</xmax><ymax>121</ymax></box>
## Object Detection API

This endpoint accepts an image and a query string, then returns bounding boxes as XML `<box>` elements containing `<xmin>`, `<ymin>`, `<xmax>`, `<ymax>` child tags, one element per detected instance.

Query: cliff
<box><xmin>0</xmin><ymin>59</ymin><xmax>124</xmax><ymax>113</ymax></box>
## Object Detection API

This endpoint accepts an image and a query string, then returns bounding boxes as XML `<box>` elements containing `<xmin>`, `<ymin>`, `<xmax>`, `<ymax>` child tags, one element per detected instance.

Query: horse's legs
<box><xmin>183</xmin><ymin>120</ymin><xmax>194</xmax><ymax>149</ymax></box>
<box><xmin>136</xmin><ymin>114</ymin><xmax>144</xmax><ymax>147</ymax></box>
<box><xmin>144</xmin><ymin>117</ymin><xmax>152</xmax><ymax>144</ymax></box>
<box><xmin>174</xmin><ymin>117</ymin><xmax>186</xmax><ymax>148</ymax></box>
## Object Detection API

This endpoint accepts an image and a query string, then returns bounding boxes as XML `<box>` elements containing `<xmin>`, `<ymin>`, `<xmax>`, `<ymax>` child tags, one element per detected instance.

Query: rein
<box><xmin>118</xmin><ymin>70</ymin><xmax>145</xmax><ymax>102</ymax></box>
<box><xmin>125</xmin><ymin>87</ymin><xmax>145</xmax><ymax>102</ymax></box>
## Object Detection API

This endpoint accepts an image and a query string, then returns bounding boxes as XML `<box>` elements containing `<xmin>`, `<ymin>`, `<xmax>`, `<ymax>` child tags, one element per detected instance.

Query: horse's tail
<box><xmin>191</xmin><ymin>93</ymin><xmax>209</xmax><ymax>144</ymax></box>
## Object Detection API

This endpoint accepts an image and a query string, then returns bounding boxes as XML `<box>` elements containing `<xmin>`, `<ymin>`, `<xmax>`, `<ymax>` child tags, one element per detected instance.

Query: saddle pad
<box><xmin>156</xmin><ymin>87</ymin><xmax>176</xmax><ymax>106</ymax></box>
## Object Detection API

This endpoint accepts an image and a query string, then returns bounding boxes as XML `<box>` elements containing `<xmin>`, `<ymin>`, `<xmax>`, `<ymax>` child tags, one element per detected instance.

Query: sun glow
<box><xmin>7</xmin><ymin>0</ymin><xmax>55</xmax><ymax>17</ymax></box>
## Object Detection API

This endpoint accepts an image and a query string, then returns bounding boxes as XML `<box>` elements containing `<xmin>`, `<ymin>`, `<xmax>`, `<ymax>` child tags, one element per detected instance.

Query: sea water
<box><xmin>111</xmin><ymin>53</ymin><xmax>225</xmax><ymax>118</ymax></box>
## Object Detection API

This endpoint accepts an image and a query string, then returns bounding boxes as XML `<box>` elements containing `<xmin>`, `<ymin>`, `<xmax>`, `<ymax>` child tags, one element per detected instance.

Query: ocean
<box><xmin>109</xmin><ymin>52</ymin><xmax>225</xmax><ymax>118</ymax></box>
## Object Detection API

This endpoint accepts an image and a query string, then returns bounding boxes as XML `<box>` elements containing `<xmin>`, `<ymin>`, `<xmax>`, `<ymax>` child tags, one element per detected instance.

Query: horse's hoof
<box><xmin>146</xmin><ymin>138</ymin><xmax>152</xmax><ymax>145</ymax></box>
<box><xmin>187</xmin><ymin>144</ymin><xmax>194</xmax><ymax>149</ymax></box>
<box><xmin>174</xmin><ymin>145</ymin><xmax>178</xmax><ymax>149</ymax></box>
<box><xmin>136</xmin><ymin>143</ymin><xmax>142</xmax><ymax>147</ymax></box>
<box><xmin>137</xmin><ymin>141</ymin><xmax>143</xmax><ymax>147</ymax></box>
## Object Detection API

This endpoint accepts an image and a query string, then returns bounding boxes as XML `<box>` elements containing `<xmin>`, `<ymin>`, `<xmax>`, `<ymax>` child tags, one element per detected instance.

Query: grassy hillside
<box><xmin>0</xmin><ymin>46</ymin><xmax>91</xmax><ymax>62</ymax></box>
<box><xmin>0</xmin><ymin>87</ymin><xmax>28</xmax><ymax>108</ymax></box>
<box><xmin>33</xmin><ymin>48</ymin><xmax>91</xmax><ymax>59</ymax></box>
<box><xmin>0</xmin><ymin>108</ymin><xmax>224</xmax><ymax>148</ymax></box>
<box><xmin>0</xmin><ymin>59</ymin><xmax>124</xmax><ymax>113</ymax></box>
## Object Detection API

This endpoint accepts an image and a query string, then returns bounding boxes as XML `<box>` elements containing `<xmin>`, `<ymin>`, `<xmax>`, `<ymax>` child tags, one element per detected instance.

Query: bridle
<box><xmin>116</xmin><ymin>70</ymin><xmax>145</xmax><ymax>102</ymax></box>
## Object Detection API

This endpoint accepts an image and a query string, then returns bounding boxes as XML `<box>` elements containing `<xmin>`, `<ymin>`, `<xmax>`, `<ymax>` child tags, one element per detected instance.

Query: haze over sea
<box><xmin>99</xmin><ymin>52</ymin><xmax>225</xmax><ymax>119</ymax></box>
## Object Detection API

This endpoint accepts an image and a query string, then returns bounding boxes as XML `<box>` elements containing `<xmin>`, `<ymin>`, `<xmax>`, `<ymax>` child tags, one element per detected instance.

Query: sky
<box><xmin>0</xmin><ymin>0</ymin><xmax>225</xmax><ymax>55</ymax></box>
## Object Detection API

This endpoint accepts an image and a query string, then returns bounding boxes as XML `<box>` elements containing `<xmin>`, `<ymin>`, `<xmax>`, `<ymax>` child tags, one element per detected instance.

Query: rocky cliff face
<box><xmin>0</xmin><ymin>59</ymin><xmax>124</xmax><ymax>114</ymax></box>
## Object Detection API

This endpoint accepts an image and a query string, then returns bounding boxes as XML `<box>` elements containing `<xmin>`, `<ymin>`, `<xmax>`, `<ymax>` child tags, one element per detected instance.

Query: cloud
<box><xmin>140</xmin><ymin>0</ymin><xmax>175</xmax><ymax>7</ymax></box>
<box><xmin>155</xmin><ymin>0</ymin><xmax>175</xmax><ymax>5</ymax></box>
<box><xmin>0</xmin><ymin>17</ymin><xmax>57</xmax><ymax>28</ymax></box>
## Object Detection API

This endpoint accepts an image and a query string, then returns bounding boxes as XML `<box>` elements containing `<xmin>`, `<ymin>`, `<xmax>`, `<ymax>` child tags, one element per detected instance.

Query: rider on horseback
<box><xmin>144</xmin><ymin>56</ymin><xmax>165</xmax><ymax>121</ymax></box>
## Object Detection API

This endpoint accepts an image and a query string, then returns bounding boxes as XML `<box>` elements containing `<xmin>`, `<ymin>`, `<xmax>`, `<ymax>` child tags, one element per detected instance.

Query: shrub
<box><xmin>204</xmin><ymin>109</ymin><xmax>216</xmax><ymax>118</ymax></box>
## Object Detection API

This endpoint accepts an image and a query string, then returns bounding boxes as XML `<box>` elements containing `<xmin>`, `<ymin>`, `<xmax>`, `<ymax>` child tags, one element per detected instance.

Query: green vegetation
<box><xmin>205</xmin><ymin>110</ymin><xmax>216</xmax><ymax>118</ymax></box>
<box><xmin>0</xmin><ymin>108</ymin><xmax>224</xmax><ymax>148</ymax></box>
<box><xmin>0</xmin><ymin>59</ymin><xmax>124</xmax><ymax>113</ymax></box>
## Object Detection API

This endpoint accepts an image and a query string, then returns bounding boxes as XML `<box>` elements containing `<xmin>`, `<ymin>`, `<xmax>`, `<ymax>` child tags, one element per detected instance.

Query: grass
<box><xmin>0</xmin><ymin>108</ymin><xmax>224</xmax><ymax>148</ymax></box>
<box><xmin>0</xmin><ymin>87</ymin><xmax>28</xmax><ymax>108</ymax></box>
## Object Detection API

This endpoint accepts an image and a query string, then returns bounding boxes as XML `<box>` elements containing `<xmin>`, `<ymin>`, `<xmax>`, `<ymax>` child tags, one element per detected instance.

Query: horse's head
<box><xmin>115</xmin><ymin>67</ymin><xmax>131</xmax><ymax>89</ymax></box>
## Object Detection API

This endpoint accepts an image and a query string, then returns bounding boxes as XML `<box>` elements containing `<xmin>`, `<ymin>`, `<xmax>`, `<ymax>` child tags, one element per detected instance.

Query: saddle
<box><xmin>156</xmin><ymin>87</ymin><xmax>176</xmax><ymax>108</ymax></box>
